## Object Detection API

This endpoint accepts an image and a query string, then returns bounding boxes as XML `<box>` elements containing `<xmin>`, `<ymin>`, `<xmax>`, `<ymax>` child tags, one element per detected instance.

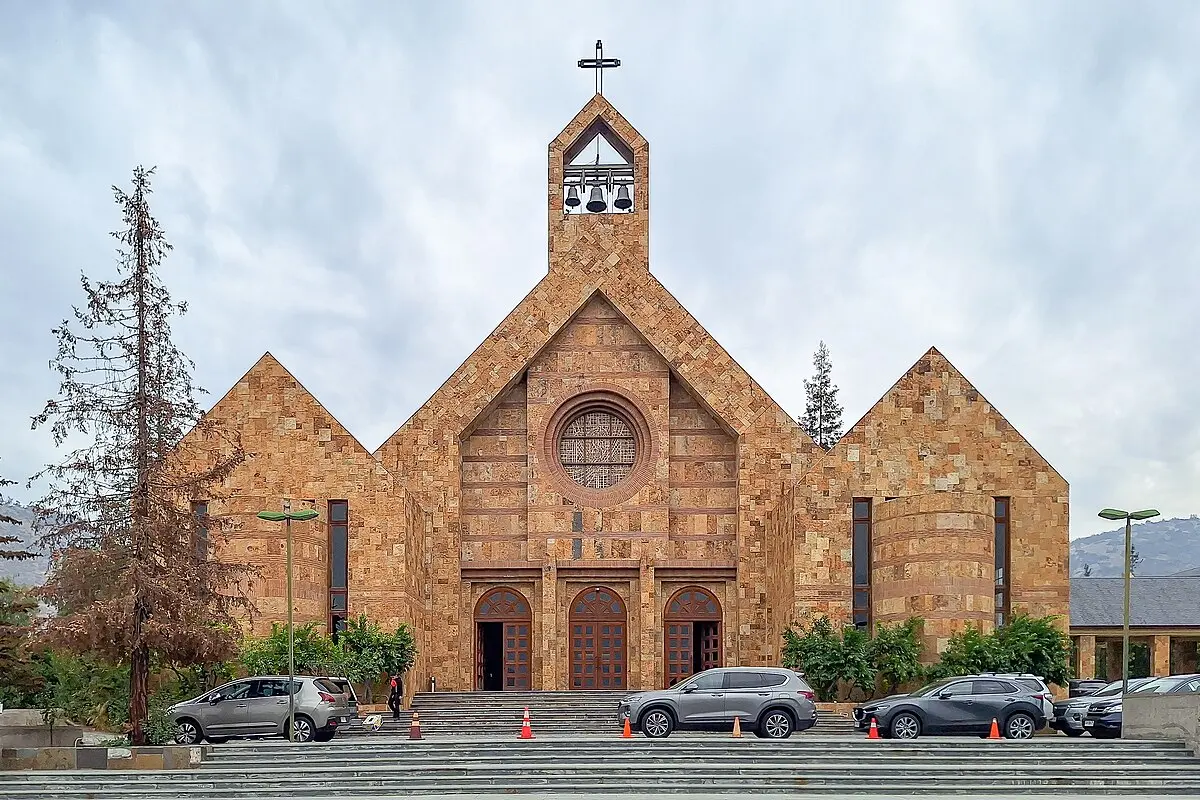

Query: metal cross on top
<box><xmin>578</xmin><ymin>39</ymin><xmax>620</xmax><ymax>95</ymax></box>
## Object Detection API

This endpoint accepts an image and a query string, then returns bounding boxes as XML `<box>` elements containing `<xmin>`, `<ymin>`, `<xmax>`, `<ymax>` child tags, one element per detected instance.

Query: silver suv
<box><xmin>169</xmin><ymin>676</ymin><xmax>353</xmax><ymax>744</ymax></box>
<box><xmin>618</xmin><ymin>667</ymin><xmax>818</xmax><ymax>739</ymax></box>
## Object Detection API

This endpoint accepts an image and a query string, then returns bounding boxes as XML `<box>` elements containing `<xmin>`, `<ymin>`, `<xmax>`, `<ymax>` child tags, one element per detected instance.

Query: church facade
<box><xmin>196</xmin><ymin>94</ymin><xmax>1069</xmax><ymax>698</ymax></box>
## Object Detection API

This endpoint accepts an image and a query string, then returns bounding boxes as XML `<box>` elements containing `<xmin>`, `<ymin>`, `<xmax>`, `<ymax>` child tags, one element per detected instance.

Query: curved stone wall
<box><xmin>871</xmin><ymin>493</ymin><xmax>995</xmax><ymax>659</ymax></box>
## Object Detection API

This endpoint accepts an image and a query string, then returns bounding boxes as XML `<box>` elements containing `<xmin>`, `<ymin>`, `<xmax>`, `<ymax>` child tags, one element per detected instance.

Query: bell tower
<box><xmin>548</xmin><ymin>41</ymin><xmax>649</xmax><ymax>276</ymax></box>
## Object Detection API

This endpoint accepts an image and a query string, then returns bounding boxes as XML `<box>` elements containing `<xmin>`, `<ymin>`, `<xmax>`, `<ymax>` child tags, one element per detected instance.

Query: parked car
<box><xmin>1068</xmin><ymin>678</ymin><xmax>1110</xmax><ymax>698</ymax></box>
<box><xmin>1084</xmin><ymin>673</ymin><xmax>1200</xmax><ymax>739</ymax></box>
<box><xmin>316</xmin><ymin>676</ymin><xmax>360</xmax><ymax>721</ymax></box>
<box><xmin>853</xmin><ymin>675</ymin><xmax>1047</xmax><ymax>740</ymax></box>
<box><xmin>617</xmin><ymin>667</ymin><xmax>818</xmax><ymax>739</ymax></box>
<box><xmin>1051</xmin><ymin>677</ymin><xmax>1154</xmax><ymax>737</ymax></box>
<box><xmin>978</xmin><ymin>672</ymin><xmax>1056</xmax><ymax>722</ymax></box>
<box><xmin>169</xmin><ymin>676</ymin><xmax>354</xmax><ymax>744</ymax></box>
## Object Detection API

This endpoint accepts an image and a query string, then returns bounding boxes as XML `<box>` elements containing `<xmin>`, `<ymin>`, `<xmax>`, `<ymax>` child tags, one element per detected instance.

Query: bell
<box><xmin>614</xmin><ymin>184</ymin><xmax>632</xmax><ymax>210</ymax></box>
<box><xmin>565</xmin><ymin>185</ymin><xmax>581</xmax><ymax>208</ymax></box>
<box><xmin>586</xmin><ymin>186</ymin><xmax>607</xmax><ymax>213</ymax></box>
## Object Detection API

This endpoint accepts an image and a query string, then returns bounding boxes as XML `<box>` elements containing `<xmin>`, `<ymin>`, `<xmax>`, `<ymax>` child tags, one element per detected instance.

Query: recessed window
<box><xmin>557</xmin><ymin>409</ymin><xmax>636</xmax><ymax>489</ymax></box>
<box><xmin>852</xmin><ymin>498</ymin><xmax>872</xmax><ymax>629</ymax></box>
<box><xmin>328</xmin><ymin>500</ymin><xmax>348</xmax><ymax>636</ymax></box>
<box><xmin>995</xmin><ymin>497</ymin><xmax>1011</xmax><ymax>626</ymax></box>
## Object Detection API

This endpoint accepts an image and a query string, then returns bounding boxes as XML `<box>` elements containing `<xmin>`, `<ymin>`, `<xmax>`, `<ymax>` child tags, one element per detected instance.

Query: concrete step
<box><xmin>210</xmin><ymin>735</ymin><xmax>1197</xmax><ymax>755</ymax></box>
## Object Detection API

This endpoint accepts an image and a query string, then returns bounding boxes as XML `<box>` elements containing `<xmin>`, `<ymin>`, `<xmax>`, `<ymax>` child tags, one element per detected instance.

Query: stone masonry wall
<box><xmin>872</xmin><ymin>493</ymin><xmax>995</xmax><ymax>658</ymax></box>
<box><xmin>374</xmin><ymin>95</ymin><xmax>820</xmax><ymax>688</ymax></box>
<box><xmin>791</xmin><ymin>348</ymin><xmax>1069</xmax><ymax>635</ymax></box>
<box><xmin>190</xmin><ymin>354</ymin><xmax>428</xmax><ymax>701</ymax></box>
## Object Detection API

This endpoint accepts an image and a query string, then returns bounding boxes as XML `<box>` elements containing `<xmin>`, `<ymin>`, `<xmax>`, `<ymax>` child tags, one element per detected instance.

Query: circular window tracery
<box><xmin>557</xmin><ymin>409</ymin><xmax>636</xmax><ymax>489</ymax></box>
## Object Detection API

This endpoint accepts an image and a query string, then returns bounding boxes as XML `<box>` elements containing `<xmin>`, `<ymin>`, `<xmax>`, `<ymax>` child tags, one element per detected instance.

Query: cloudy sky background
<box><xmin>1</xmin><ymin>1</ymin><xmax>1197</xmax><ymax>540</ymax></box>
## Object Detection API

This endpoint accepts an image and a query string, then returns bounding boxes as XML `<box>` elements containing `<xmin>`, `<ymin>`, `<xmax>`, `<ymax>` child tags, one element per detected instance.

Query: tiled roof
<box><xmin>1070</xmin><ymin>577</ymin><xmax>1200</xmax><ymax>628</ymax></box>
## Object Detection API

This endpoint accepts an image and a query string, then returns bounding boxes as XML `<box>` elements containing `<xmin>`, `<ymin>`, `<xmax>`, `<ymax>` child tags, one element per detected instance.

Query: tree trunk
<box><xmin>130</xmin><ymin>605</ymin><xmax>149</xmax><ymax>745</ymax></box>
<box><xmin>130</xmin><ymin>191</ymin><xmax>151</xmax><ymax>747</ymax></box>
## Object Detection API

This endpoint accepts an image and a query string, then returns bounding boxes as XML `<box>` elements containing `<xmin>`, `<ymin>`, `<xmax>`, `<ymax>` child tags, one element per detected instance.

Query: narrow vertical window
<box><xmin>191</xmin><ymin>501</ymin><xmax>209</xmax><ymax>561</ymax></box>
<box><xmin>852</xmin><ymin>498</ymin><xmax>872</xmax><ymax>629</ymax></box>
<box><xmin>328</xmin><ymin>500</ymin><xmax>349</xmax><ymax>637</ymax></box>
<box><xmin>994</xmin><ymin>496</ymin><xmax>1011</xmax><ymax>627</ymax></box>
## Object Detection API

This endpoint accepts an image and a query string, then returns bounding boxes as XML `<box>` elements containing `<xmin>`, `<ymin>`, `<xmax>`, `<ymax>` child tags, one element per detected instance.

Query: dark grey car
<box><xmin>617</xmin><ymin>667</ymin><xmax>818</xmax><ymax>739</ymax></box>
<box><xmin>853</xmin><ymin>676</ymin><xmax>1046</xmax><ymax>740</ymax></box>
<box><xmin>1051</xmin><ymin>677</ymin><xmax>1153</xmax><ymax>736</ymax></box>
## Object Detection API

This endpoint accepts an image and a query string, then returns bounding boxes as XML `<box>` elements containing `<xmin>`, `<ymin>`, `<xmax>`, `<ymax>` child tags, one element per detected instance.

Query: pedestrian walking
<box><xmin>387</xmin><ymin>672</ymin><xmax>404</xmax><ymax>720</ymax></box>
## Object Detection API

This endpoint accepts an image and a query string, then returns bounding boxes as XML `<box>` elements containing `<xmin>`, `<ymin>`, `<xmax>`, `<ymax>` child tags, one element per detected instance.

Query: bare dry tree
<box><xmin>31</xmin><ymin>166</ymin><xmax>254</xmax><ymax>745</ymax></box>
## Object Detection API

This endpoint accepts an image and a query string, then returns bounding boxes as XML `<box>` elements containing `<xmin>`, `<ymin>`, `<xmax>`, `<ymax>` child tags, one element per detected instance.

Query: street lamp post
<box><xmin>1098</xmin><ymin>507</ymin><xmax>1160</xmax><ymax>697</ymax></box>
<box><xmin>257</xmin><ymin>503</ymin><xmax>320</xmax><ymax>741</ymax></box>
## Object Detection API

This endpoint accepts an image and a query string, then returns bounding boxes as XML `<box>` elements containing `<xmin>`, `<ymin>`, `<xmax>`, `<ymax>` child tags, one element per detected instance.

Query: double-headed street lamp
<box><xmin>257</xmin><ymin>503</ymin><xmax>320</xmax><ymax>742</ymax></box>
<box><xmin>1098</xmin><ymin>507</ymin><xmax>1160</xmax><ymax>697</ymax></box>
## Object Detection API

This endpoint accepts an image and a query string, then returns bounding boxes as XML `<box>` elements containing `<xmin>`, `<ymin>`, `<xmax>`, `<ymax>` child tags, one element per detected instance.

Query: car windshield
<box><xmin>908</xmin><ymin>679</ymin><xmax>953</xmax><ymax>697</ymax></box>
<box><xmin>1130</xmin><ymin>676</ymin><xmax>1181</xmax><ymax>694</ymax></box>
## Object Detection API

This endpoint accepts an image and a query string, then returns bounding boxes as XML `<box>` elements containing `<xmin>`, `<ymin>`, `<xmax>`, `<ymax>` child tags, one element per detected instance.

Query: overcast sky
<box><xmin>2</xmin><ymin>2</ymin><xmax>1197</xmax><ymax>540</ymax></box>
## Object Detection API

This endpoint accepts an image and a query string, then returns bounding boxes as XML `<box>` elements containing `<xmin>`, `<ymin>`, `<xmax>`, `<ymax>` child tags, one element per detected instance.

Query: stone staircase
<box><xmin>343</xmin><ymin>690</ymin><xmax>856</xmax><ymax>737</ymax></box>
<box><xmin>4</xmin><ymin>735</ymin><xmax>1200</xmax><ymax>796</ymax></box>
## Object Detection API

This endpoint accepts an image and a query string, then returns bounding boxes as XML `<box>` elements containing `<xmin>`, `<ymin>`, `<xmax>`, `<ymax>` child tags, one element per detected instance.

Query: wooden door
<box><xmin>665</xmin><ymin>622</ymin><xmax>693</xmax><ymax>688</ymax></box>
<box><xmin>474</xmin><ymin>588</ymin><xmax>533</xmax><ymax>691</ymax></box>
<box><xmin>569</xmin><ymin>587</ymin><xmax>627</xmax><ymax>689</ymax></box>
<box><xmin>475</xmin><ymin>623</ymin><xmax>486</xmax><ymax>689</ymax></box>
<box><xmin>700</xmin><ymin>622</ymin><xmax>721</xmax><ymax>671</ymax></box>
<box><xmin>663</xmin><ymin>586</ymin><xmax>723</xmax><ymax>687</ymax></box>
<box><xmin>503</xmin><ymin>621</ymin><xmax>531</xmax><ymax>689</ymax></box>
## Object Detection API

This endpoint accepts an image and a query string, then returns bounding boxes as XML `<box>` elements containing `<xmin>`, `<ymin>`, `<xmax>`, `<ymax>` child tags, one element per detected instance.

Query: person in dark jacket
<box><xmin>387</xmin><ymin>673</ymin><xmax>403</xmax><ymax>720</ymax></box>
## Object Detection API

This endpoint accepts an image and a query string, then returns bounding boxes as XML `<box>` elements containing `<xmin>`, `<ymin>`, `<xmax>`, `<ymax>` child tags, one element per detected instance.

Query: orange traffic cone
<box><xmin>868</xmin><ymin>717</ymin><xmax>881</xmax><ymax>739</ymax></box>
<box><xmin>622</xmin><ymin>716</ymin><xmax>632</xmax><ymax>739</ymax></box>
<box><xmin>988</xmin><ymin>718</ymin><xmax>1001</xmax><ymax>739</ymax></box>
<box><xmin>519</xmin><ymin>706</ymin><xmax>534</xmax><ymax>739</ymax></box>
<box><xmin>732</xmin><ymin>715</ymin><xmax>742</xmax><ymax>738</ymax></box>
<box><xmin>408</xmin><ymin>711</ymin><xmax>423</xmax><ymax>740</ymax></box>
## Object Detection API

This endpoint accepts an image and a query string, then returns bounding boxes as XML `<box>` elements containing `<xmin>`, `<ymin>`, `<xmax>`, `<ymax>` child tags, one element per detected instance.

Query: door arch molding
<box><xmin>568</xmin><ymin>586</ymin><xmax>628</xmax><ymax>689</ymax></box>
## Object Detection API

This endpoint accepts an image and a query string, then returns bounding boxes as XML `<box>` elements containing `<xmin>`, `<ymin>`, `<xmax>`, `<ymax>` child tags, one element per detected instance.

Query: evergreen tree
<box><xmin>30</xmin><ymin>166</ymin><xmax>252</xmax><ymax>744</ymax></box>
<box><xmin>800</xmin><ymin>341</ymin><xmax>844</xmax><ymax>450</ymax></box>
<box><xmin>1082</xmin><ymin>563</ymin><xmax>1093</xmax><ymax>577</ymax></box>
<box><xmin>1129</xmin><ymin>544</ymin><xmax>1143</xmax><ymax>575</ymax></box>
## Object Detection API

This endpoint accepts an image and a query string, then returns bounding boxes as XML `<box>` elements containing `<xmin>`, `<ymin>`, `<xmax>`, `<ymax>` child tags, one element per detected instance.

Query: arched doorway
<box><xmin>474</xmin><ymin>588</ymin><xmax>532</xmax><ymax>691</ymax></box>
<box><xmin>664</xmin><ymin>586</ymin><xmax>722</xmax><ymax>688</ymax></box>
<box><xmin>569</xmin><ymin>587</ymin><xmax>627</xmax><ymax>689</ymax></box>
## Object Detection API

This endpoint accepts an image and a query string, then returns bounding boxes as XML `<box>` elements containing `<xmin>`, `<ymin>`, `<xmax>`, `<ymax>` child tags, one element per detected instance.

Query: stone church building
<box><xmin>196</xmin><ymin>92</ymin><xmax>1069</xmax><ymax>699</ymax></box>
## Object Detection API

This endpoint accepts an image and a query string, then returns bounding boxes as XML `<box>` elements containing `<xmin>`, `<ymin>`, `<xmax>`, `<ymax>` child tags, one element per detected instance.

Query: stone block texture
<box><xmin>199</xmin><ymin>94</ymin><xmax>1069</xmax><ymax>693</ymax></box>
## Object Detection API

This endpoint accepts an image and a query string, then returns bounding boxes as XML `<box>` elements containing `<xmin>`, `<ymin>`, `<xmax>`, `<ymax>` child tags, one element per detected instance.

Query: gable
<box><xmin>817</xmin><ymin>347</ymin><xmax>1066</xmax><ymax>492</ymax></box>
<box><xmin>199</xmin><ymin>352</ymin><xmax>390</xmax><ymax>485</ymax></box>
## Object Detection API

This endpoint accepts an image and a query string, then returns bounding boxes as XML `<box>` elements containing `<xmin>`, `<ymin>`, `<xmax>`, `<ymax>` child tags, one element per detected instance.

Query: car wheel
<box><xmin>174</xmin><ymin>719</ymin><xmax>202</xmax><ymax>745</ymax></box>
<box><xmin>760</xmin><ymin>709</ymin><xmax>794</xmax><ymax>739</ymax></box>
<box><xmin>287</xmin><ymin>715</ymin><xmax>315</xmax><ymax>743</ymax></box>
<box><xmin>1004</xmin><ymin>712</ymin><xmax>1036</xmax><ymax>740</ymax></box>
<box><xmin>1063</xmin><ymin>728</ymin><xmax>1085</xmax><ymax>738</ymax></box>
<box><xmin>890</xmin><ymin>712</ymin><xmax>921</xmax><ymax>740</ymax></box>
<box><xmin>640</xmin><ymin>708</ymin><xmax>674</xmax><ymax>738</ymax></box>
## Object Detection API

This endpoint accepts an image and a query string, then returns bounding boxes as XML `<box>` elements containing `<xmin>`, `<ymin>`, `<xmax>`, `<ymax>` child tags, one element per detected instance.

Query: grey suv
<box><xmin>617</xmin><ymin>667</ymin><xmax>818</xmax><ymax>739</ymax></box>
<box><xmin>169</xmin><ymin>676</ymin><xmax>353</xmax><ymax>744</ymax></box>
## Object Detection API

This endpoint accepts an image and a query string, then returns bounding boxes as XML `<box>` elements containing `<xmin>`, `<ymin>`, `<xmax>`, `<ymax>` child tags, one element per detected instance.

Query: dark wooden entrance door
<box><xmin>663</xmin><ymin>586</ymin><xmax>723</xmax><ymax>688</ymax></box>
<box><xmin>474</xmin><ymin>588</ymin><xmax>532</xmax><ymax>690</ymax></box>
<box><xmin>569</xmin><ymin>587</ymin><xmax>627</xmax><ymax>689</ymax></box>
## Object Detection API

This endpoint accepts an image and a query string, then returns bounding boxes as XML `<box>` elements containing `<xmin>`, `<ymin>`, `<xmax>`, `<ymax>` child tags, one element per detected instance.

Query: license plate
<box><xmin>1084</xmin><ymin>720</ymin><xmax>1094</xmax><ymax>727</ymax></box>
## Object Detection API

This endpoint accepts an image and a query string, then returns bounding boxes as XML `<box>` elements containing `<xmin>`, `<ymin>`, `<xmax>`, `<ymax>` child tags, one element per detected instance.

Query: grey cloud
<box><xmin>1</xmin><ymin>1</ymin><xmax>1197</xmax><ymax>538</ymax></box>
